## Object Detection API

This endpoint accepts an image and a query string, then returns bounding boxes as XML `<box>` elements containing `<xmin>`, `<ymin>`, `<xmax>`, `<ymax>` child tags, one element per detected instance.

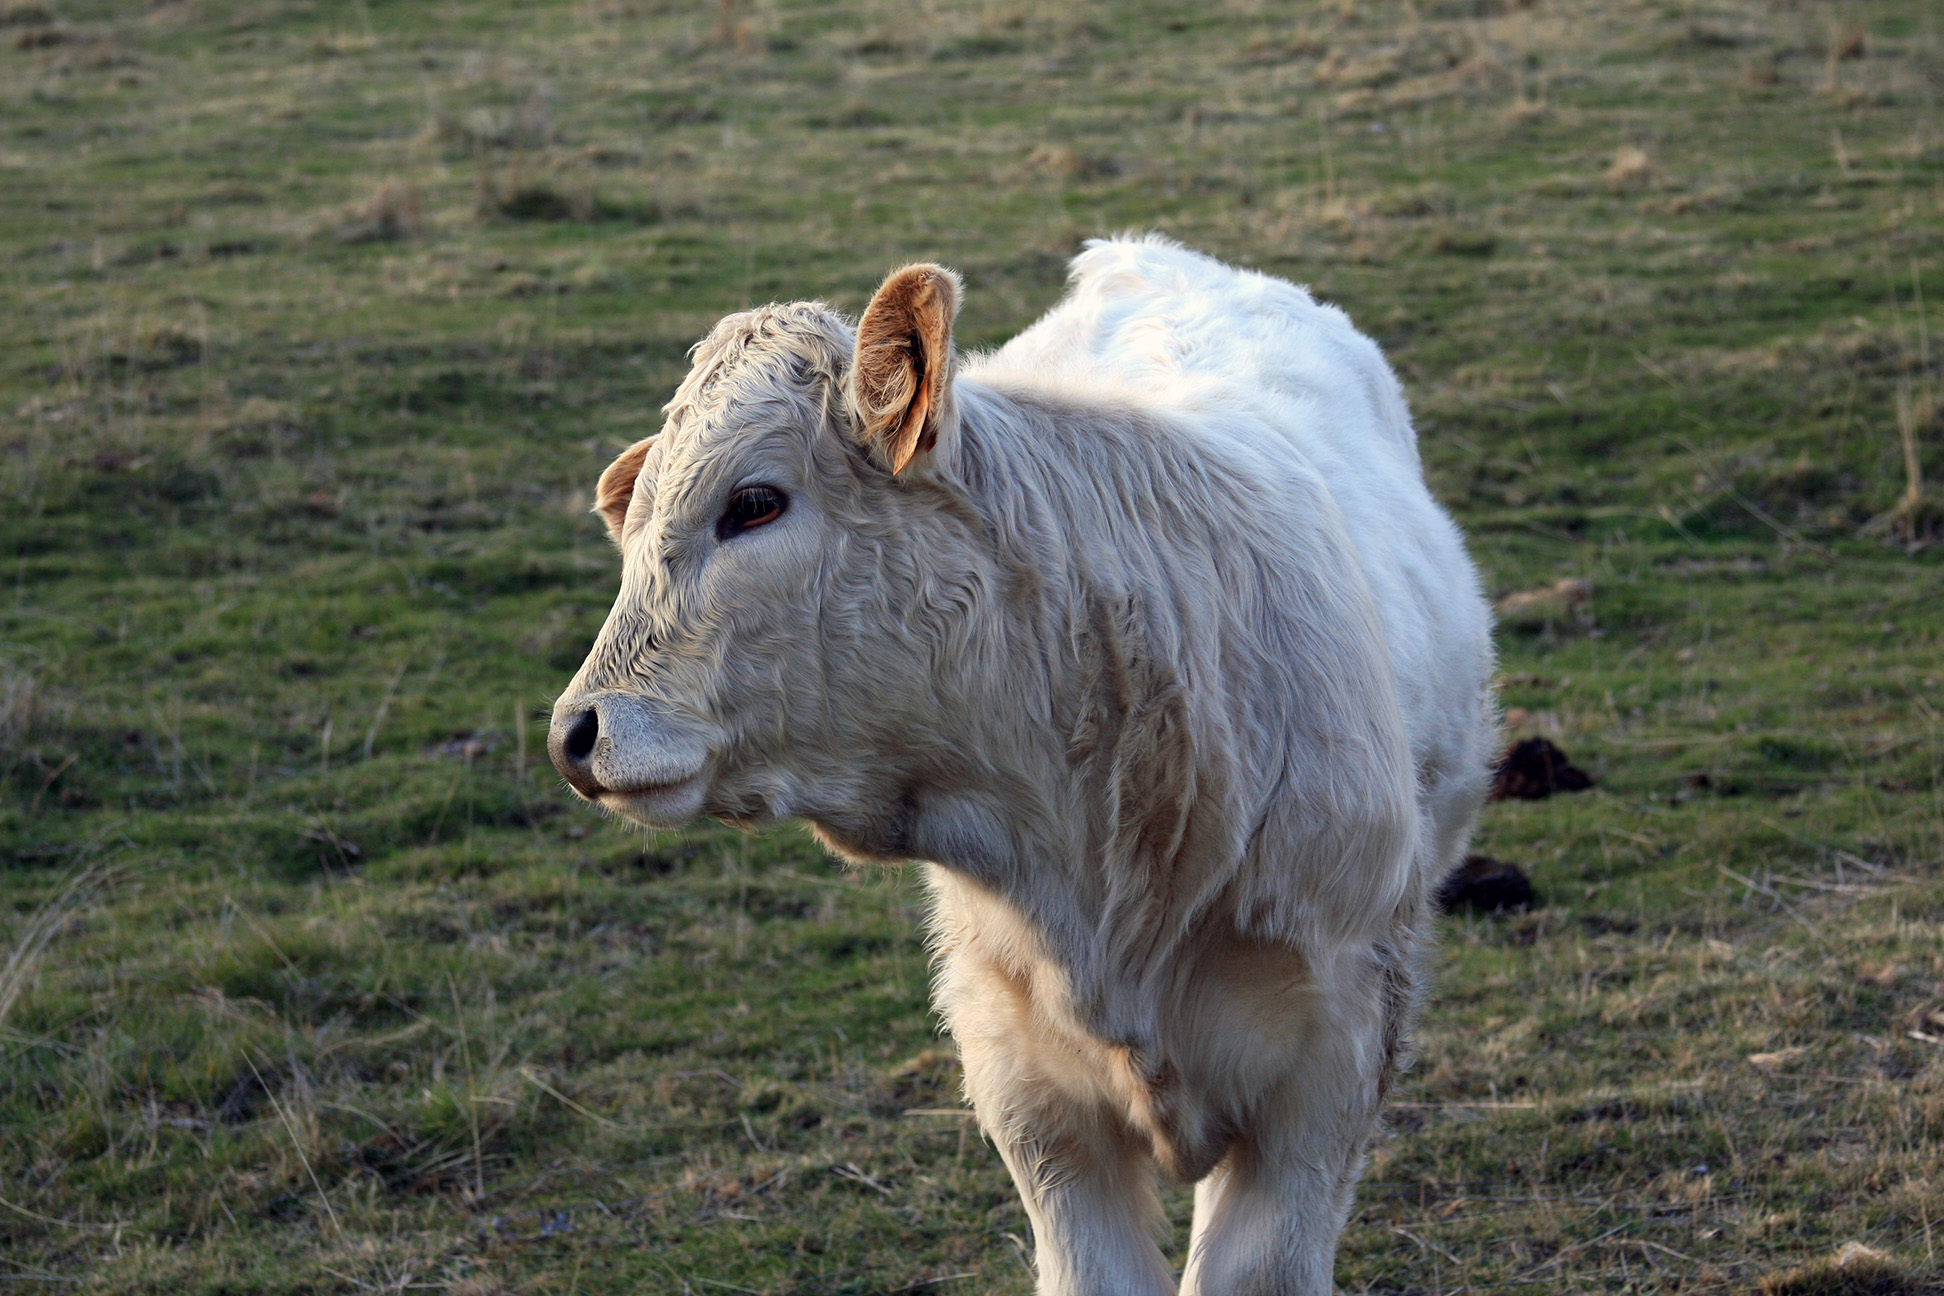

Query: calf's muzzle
<box><xmin>547</xmin><ymin>691</ymin><xmax>709</xmax><ymax>808</ymax></box>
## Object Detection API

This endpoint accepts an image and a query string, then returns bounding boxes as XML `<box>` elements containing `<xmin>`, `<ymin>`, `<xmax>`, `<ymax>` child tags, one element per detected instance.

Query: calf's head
<box><xmin>549</xmin><ymin>264</ymin><xmax>977</xmax><ymax>847</ymax></box>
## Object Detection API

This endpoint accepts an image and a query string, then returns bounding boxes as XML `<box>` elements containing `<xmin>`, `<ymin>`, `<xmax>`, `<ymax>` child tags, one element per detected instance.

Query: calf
<box><xmin>549</xmin><ymin>237</ymin><xmax>1495</xmax><ymax>1295</ymax></box>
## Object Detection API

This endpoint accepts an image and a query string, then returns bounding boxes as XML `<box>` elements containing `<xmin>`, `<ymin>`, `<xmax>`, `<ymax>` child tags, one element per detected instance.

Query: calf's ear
<box><xmin>593</xmin><ymin>436</ymin><xmax>656</xmax><ymax>544</ymax></box>
<box><xmin>849</xmin><ymin>263</ymin><xmax>962</xmax><ymax>475</ymax></box>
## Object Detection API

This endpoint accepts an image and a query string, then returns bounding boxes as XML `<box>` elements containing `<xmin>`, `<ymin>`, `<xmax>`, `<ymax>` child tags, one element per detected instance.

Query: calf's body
<box><xmin>550</xmin><ymin>237</ymin><xmax>1495</xmax><ymax>1295</ymax></box>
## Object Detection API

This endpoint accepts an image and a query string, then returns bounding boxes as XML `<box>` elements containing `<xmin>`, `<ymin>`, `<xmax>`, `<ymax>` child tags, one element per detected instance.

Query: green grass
<box><xmin>1</xmin><ymin>0</ymin><xmax>1941</xmax><ymax>1292</ymax></box>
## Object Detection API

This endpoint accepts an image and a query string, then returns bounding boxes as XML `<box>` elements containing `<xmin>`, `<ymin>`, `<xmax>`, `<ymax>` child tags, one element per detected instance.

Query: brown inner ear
<box><xmin>594</xmin><ymin>436</ymin><xmax>656</xmax><ymax>543</ymax></box>
<box><xmin>852</xmin><ymin>264</ymin><xmax>960</xmax><ymax>475</ymax></box>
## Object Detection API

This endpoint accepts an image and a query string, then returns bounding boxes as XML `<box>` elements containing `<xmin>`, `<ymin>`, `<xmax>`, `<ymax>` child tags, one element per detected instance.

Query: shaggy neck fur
<box><xmin>816</xmin><ymin>372</ymin><xmax>1418</xmax><ymax>1053</ymax></box>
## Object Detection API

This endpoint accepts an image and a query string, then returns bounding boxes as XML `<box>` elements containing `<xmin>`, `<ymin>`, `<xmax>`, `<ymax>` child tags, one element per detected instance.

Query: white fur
<box><xmin>551</xmin><ymin>237</ymin><xmax>1496</xmax><ymax>1295</ymax></box>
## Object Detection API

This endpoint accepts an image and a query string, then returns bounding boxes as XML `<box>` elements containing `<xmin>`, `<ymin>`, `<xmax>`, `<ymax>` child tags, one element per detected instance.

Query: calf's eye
<box><xmin>717</xmin><ymin>485</ymin><xmax>787</xmax><ymax>540</ymax></box>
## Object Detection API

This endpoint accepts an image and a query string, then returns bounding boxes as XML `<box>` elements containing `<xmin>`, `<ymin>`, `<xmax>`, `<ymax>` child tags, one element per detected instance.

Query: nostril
<box><xmin>563</xmin><ymin>708</ymin><xmax>599</xmax><ymax>763</ymax></box>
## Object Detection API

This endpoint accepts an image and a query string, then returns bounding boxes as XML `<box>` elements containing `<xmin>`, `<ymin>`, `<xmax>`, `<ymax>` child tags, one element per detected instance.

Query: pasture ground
<box><xmin>1</xmin><ymin>0</ymin><xmax>1941</xmax><ymax>1291</ymax></box>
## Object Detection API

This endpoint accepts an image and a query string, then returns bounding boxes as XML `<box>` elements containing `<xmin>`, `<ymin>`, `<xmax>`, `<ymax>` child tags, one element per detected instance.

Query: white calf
<box><xmin>550</xmin><ymin>236</ymin><xmax>1495</xmax><ymax>1294</ymax></box>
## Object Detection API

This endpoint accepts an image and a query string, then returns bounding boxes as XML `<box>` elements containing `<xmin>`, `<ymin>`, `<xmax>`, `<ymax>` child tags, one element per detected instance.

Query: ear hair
<box><xmin>850</xmin><ymin>263</ymin><xmax>962</xmax><ymax>475</ymax></box>
<box><xmin>593</xmin><ymin>436</ymin><xmax>656</xmax><ymax>544</ymax></box>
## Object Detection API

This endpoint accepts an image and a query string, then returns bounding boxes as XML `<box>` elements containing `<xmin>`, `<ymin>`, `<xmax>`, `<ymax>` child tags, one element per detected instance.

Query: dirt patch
<box><xmin>1435</xmin><ymin>855</ymin><xmax>1535</xmax><ymax>914</ymax></box>
<box><xmin>1490</xmin><ymin>737</ymin><xmax>1594</xmax><ymax>800</ymax></box>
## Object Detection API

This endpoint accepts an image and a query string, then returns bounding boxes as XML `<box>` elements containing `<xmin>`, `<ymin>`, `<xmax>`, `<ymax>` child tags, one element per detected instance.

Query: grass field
<box><xmin>1</xmin><ymin>0</ymin><xmax>1942</xmax><ymax>1291</ymax></box>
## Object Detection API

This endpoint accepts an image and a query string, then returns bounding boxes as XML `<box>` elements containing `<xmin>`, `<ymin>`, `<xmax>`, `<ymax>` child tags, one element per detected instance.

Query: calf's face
<box><xmin>548</xmin><ymin>265</ymin><xmax>966</xmax><ymax>839</ymax></box>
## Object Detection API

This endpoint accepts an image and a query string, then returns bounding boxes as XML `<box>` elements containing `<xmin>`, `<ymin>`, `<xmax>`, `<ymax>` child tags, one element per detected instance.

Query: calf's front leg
<box><xmin>1178</xmin><ymin>951</ymin><xmax>1395</xmax><ymax>1296</ymax></box>
<box><xmin>944</xmin><ymin>964</ymin><xmax>1175</xmax><ymax>1296</ymax></box>
<box><xmin>983</xmin><ymin>1096</ymin><xmax>1177</xmax><ymax>1296</ymax></box>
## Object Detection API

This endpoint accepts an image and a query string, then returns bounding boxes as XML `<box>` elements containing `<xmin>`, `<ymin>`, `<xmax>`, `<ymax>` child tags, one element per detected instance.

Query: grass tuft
<box><xmin>1605</xmin><ymin>144</ymin><xmax>1655</xmax><ymax>190</ymax></box>
<box><xmin>1757</xmin><ymin>1243</ymin><xmax>1944</xmax><ymax>1295</ymax></box>
<box><xmin>334</xmin><ymin>179</ymin><xmax>424</xmax><ymax>245</ymax></box>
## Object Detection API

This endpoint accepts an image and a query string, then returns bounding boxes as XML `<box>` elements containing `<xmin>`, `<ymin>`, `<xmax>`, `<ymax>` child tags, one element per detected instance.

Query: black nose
<box><xmin>563</xmin><ymin>708</ymin><xmax>599</xmax><ymax>762</ymax></box>
<box><xmin>549</xmin><ymin>705</ymin><xmax>605</xmax><ymax>797</ymax></box>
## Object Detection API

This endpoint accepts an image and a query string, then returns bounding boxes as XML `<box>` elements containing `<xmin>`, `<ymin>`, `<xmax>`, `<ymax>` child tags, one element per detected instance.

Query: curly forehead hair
<box><xmin>662</xmin><ymin>301</ymin><xmax>855</xmax><ymax>434</ymax></box>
